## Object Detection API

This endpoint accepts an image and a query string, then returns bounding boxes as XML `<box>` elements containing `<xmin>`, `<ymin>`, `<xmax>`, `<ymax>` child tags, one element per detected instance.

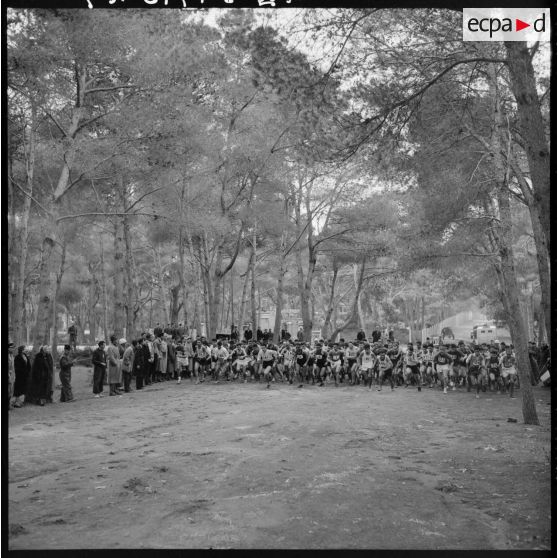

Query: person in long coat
<box><xmin>166</xmin><ymin>337</ymin><xmax>176</xmax><ymax>380</ymax></box>
<box><xmin>121</xmin><ymin>339</ymin><xmax>134</xmax><ymax>392</ymax></box>
<box><xmin>106</xmin><ymin>336</ymin><xmax>122</xmax><ymax>396</ymax></box>
<box><xmin>27</xmin><ymin>345</ymin><xmax>54</xmax><ymax>406</ymax></box>
<box><xmin>14</xmin><ymin>345</ymin><xmax>31</xmax><ymax>407</ymax></box>
<box><xmin>133</xmin><ymin>339</ymin><xmax>145</xmax><ymax>390</ymax></box>
<box><xmin>157</xmin><ymin>336</ymin><xmax>168</xmax><ymax>381</ymax></box>
<box><xmin>143</xmin><ymin>335</ymin><xmax>154</xmax><ymax>385</ymax></box>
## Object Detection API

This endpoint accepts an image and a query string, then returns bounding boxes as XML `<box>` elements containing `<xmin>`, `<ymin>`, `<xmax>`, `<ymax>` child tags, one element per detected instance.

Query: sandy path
<box><xmin>8</xmin><ymin>367</ymin><xmax>552</xmax><ymax>549</ymax></box>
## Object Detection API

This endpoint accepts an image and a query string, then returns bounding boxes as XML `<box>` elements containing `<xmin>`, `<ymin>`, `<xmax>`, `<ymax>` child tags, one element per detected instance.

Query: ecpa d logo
<box><xmin>463</xmin><ymin>8</ymin><xmax>550</xmax><ymax>42</ymax></box>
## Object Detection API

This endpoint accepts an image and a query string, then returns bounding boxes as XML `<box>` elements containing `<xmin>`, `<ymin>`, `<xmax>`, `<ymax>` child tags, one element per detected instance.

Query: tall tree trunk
<box><xmin>154</xmin><ymin>249</ymin><xmax>169</xmax><ymax>327</ymax></box>
<box><xmin>488</xmin><ymin>66</ymin><xmax>539</xmax><ymax>425</ymax></box>
<box><xmin>32</xmin><ymin>66</ymin><xmax>87</xmax><ymax>352</ymax></box>
<box><xmin>87</xmin><ymin>262</ymin><xmax>99</xmax><ymax>343</ymax></box>
<box><xmin>100</xmin><ymin>237</ymin><xmax>109</xmax><ymax>344</ymax></box>
<box><xmin>229</xmin><ymin>270</ymin><xmax>235</xmax><ymax>330</ymax></box>
<box><xmin>495</xmin><ymin>189</ymin><xmax>540</xmax><ymax>425</ymax></box>
<box><xmin>250</xmin><ymin>229</ymin><xmax>258</xmax><ymax>332</ymax></box>
<box><xmin>32</xmin><ymin>236</ymin><xmax>56</xmax><ymax>353</ymax></box>
<box><xmin>273</xmin><ymin>262</ymin><xmax>286</xmax><ymax>344</ymax></box>
<box><xmin>330</xmin><ymin>259</ymin><xmax>366</xmax><ymax>341</ymax></box>
<box><xmin>113</xmin><ymin>216</ymin><xmax>125</xmax><ymax>339</ymax></box>
<box><xmin>238</xmin><ymin>253</ymin><xmax>252</xmax><ymax>330</ymax></box>
<box><xmin>504</xmin><ymin>41</ymin><xmax>550</xmax><ymax>260</ymax></box>
<box><xmin>51</xmin><ymin>242</ymin><xmax>67</xmax><ymax>359</ymax></box>
<box><xmin>123</xmin><ymin>216</ymin><xmax>136</xmax><ymax>339</ymax></box>
<box><xmin>321</xmin><ymin>265</ymin><xmax>339</xmax><ymax>338</ymax></box>
<box><xmin>169</xmin><ymin>284</ymin><xmax>181</xmax><ymax>324</ymax></box>
<box><xmin>12</xmin><ymin>104</ymin><xmax>37</xmax><ymax>346</ymax></box>
<box><xmin>355</xmin><ymin>264</ymin><xmax>365</xmax><ymax>331</ymax></box>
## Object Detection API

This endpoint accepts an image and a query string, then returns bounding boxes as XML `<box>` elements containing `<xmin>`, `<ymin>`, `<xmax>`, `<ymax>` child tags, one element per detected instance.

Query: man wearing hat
<box><xmin>107</xmin><ymin>336</ymin><xmax>123</xmax><ymax>396</ymax></box>
<box><xmin>120</xmin><ymin>338</ymin><xmax>134</xmax><ymax>393</ymax></box>
<box><xmin>8</xmin><ymin>342</ymin><xmax>16</xmax><ymax>410</ymax></box>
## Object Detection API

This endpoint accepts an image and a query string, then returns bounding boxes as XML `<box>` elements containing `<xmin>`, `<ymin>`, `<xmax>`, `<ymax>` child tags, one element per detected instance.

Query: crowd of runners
<box><xmin>88</xmin><ymin>332</ymin><xmax>526</xmax><ymax>400</ymax></box>
<box><xmin>9</xmin><ymin>326</ymin><xmax>550</xmax><ymax>409</ymax></box>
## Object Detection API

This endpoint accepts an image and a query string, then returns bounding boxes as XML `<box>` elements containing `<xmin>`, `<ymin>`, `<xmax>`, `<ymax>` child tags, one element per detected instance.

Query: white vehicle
<box><xmin>471</xmin><ymin>323</ymin><xmax>496</xmax><ymax>344</ymax></box>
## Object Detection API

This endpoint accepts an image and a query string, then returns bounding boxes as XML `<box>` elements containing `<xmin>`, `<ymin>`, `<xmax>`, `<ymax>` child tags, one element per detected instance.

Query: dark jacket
<box><xmin>14</xmin><ymin>353</ymin><xmax>31</xmax><ymax>397</ymax></box>
<box><xmin>27</xmin><ymin>351</ymin><xmax>53</xmax><ymax>402</ymax></box>
<box><xmin>92</xmin><ymin>347</ymin><xmax>107</xmax><ymax>373</ymax></box>
<box><xmin>133</xmin><ymin>345</ymin><xmax>145</xmax><ymax>375</ymax></box>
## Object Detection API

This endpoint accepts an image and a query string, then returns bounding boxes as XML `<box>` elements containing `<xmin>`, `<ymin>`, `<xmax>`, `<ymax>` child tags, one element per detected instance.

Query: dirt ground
<box><xmin>8</xmin><ymin>366</ymin><xmax>552</xmax><ymax>550</ymax></box>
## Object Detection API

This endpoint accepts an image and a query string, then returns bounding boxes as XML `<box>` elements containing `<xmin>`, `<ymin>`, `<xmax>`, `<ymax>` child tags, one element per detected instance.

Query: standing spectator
<box><xmin>231</xmin><ymin>325</ymin><xmax>239</xmax><ymax>342</ymax></box>
<box><xmin>146</xmin><ymin>334</ymin><xmax>156</xmax><ymax>384</ymax></box>
<box><xmin>107</xmin><ymin>336</ymin><xmax>122</xmax><ymax>396</ymax></box>
<box><xmin>257</xmin><ymin>328</ymin><xmax>263</xmax><ymax>342</ymax></box>
<box><xmin>244</xmin><ymin>328</ymin><xmax>252</xmax><ymax>342</ymax></box>
<box><xmin>133</xmin><ymin>339</ymin><xmax>145</xmax><ymax>390</ymax></box>
<box><xmin>372</xmin><ymin>327</ymin><xmax>381</xmax><ymax>343</ymax></box>
<box><xmin>154</xmin><ymin>323</ymin><xmax>163</xmax><ymax>337</ymax></box>
<box><xmin>121</xmin><ymin>339</ymin><xmax>134</xmax><ymax>393</ymax></box>
<box><xmin>92</xmin><ymin>341</ymin><xmax>107</xmax><ymax>397</ymax></box>
<box><xmin>27</xmin><ymin>345</ymin><xmax>53</xmax><ymax>406</ymax></box>
<box><xmin>59</xmin><ymin>344</ymin><xmax>75</xmax><ymax>402</ymax></box>
<box><xmin>388</xmin><ymin>327</ymin><xmax>394</xmax><ymax>342</ymax></box>
<box><xmin>297</xmin><ymin>327</ymin><xmax>304</xmax><ymax>342</ymax></box>
<box><xmin>184</xmin><ymin>336</ymin><xmax>194</xmax><ymax>379</ymax></box>
<box><xmin>156</xmin><ymin>335</ymin><xmax>168</xmax><ymax>381</ymax></box>
<box><xmin>8</xmin><ymin>342</ymin><xmax>15</xmax><ymax>410</ymax></box>
<box><xmin>357</xmin><ymin>329</ymin><xmax>366</xmax><ymax>342</ymax></box>
<box><xmin>167</xmin><ymin>336</ymin><xmax>176</xmax><ymax>380</ymax></box>
<box><xmin>13</xmin><ymin>345</ymin><xmax>31</xmax><ymax>408</ymax></box>
<box><xmin>68</xmin><ymin>323</ymin><xmax>77</xmax><ymax>350</ymax></box>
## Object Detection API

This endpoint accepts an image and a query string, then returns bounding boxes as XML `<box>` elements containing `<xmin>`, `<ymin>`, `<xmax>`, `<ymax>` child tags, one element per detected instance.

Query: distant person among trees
<box><xmin>68</xmin><ymin>323</ymin><xmax>77</xmax><ymax>350</ymax></box>
<box><xmin>297</xmin><ymin>327</ymin><xmax>304</xmax><ymax>342</ymax></box>
<box><xmin>230</xmin><ymin>325</ymin><xmax>239</xmax><ymax>342</ymax></box>
<box><xmin>357</xmin><ymin>329</ymin><xmax>366</xmax><ymax>342</ymax></box>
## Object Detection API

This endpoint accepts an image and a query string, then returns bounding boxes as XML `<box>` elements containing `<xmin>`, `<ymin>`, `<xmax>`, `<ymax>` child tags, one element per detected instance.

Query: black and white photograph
<box><xmin>5</xmin><ymin>3</ymin><xmax>553</xmax><ymax>551</ymax></box>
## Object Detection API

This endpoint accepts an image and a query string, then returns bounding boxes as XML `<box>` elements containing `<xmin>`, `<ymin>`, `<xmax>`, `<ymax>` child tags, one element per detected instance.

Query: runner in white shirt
<box><xmin>280</xmin><ymin>342</ymin><xmax>296</xmax><ymax>384</ymax></box>
<box><xmin>358</xmin><ymin>344</ymin><xmax>377</xmax><ymax>390</ymax></box>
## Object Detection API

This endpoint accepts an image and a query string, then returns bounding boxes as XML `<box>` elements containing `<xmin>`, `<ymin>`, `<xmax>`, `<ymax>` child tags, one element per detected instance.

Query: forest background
<box><xmin>6</xmin><ymin>8</ymin><xmax>551</xmax><ymax>424</ymax></box>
